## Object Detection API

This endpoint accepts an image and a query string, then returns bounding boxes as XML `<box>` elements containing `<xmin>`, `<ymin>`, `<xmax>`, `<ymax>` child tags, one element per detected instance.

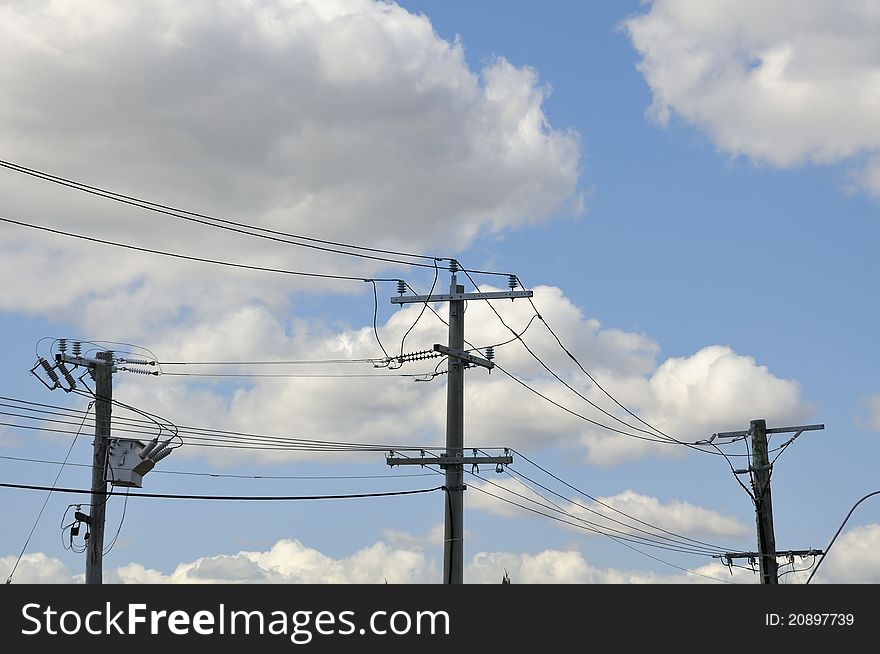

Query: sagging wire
<box><xmin>5</xmin><ymin>401</ymin><xmax>94</xmax><ymax>584</ymax></box>
<box><xmin>399</xmin><ymin>259</ymin><xmax>441</xmax><ymax>358</ymax></box>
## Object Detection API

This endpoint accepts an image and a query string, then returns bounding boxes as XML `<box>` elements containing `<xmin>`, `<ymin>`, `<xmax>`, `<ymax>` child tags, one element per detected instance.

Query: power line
<box><xmin>0</xmin><ymin>158</ymin><xmax>514</xmax><ymax>280</ymax></box>
<box><xmin>399</xmin><ymin>260</ymin><xmax>440</xmax><ymax>357</ymax></box>
<box><xmin>158</xmin><ymin>371</ymin><xmax>443</xmax><ymax>379</ymax></box>
<box><xmin>806</xmin><ymin>490</ymin><xmax>880</xmax><ymax>584</ymax></box>
<box><xmin>0</xmin><ymin>481</ymin><xmax>444</xmax><ymax>502</ymax></box>
<box><xmin>2</xmin><ymin>394</ymin><xmax>474</xmax><ymax>453</ymax></box>
<box><xmin>155</xmin><ymin>358</ymin><xmax>388</xmax><ymax>366</ymax></box>
<box><xmin>459</xmin><ymin>268</ymin><xmax>668</xmax><ymax>441</ymax></box>
<box><xmin>0</xmin><ymin>158</ymin><xmax>445</xmax><ymax>268</ymax></box>
<box><xmin>467</xmin><ymin>470</ymin><xmax>718</xmax><ymax>556</ymax></box>
<box><xmin>0</xmin><ymin>215</ymin><xmax>398</xmax><ymax>283</ymax></box>
<box><xmin>0</xmin><ymin>454</ymin><xmax>437</xmax><ymax>481</ymax></box>
<box><xmin>4</xmin><ymin>403</ymin><xmax>93</xmax><ymax>585</ymax></box>
<box><xmin>493</xmin><ymin>363</ymin><xmax>672</xmax><ymax>443</ymax></box>
<box><xmin>501</xmin><ymin>463</ymin><xmax>732</xmax><ymax>553</ymax></box>
<box><xmin>466</xmin><ymin>483</ymin><xmax>733</xmax><ymax>584</ymax></box>
<box><xmin>517</xmin><ymin>277</ymin><xmax>687</xmax><ymax>445</ymax></box>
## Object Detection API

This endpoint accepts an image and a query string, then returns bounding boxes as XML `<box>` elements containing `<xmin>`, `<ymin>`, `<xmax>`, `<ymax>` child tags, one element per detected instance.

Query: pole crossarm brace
<box><xmin>711</xmin><ymin>423</ymin><xmax>825</xmax><ymax>440</ymax></box>
<box><xmin>391</xmin><ymin>290</ymin><xmax>533</xmax><ymax>304</ymax></box>
<box><xmin>433</xmin><ymin>344</ymin><xmax>494</xmax><ymax>370</ymax></box>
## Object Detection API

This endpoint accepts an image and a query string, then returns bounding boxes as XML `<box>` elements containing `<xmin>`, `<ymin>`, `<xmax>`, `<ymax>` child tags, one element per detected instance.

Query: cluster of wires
<box><xmin>0</xmin><ymin>394</ymin><xmax>461</xmax><ymax>456</ymax></box>
<box><xmin>392</xmin><ymin>447</ymin><xmax>743</xmax><ymax>583</ymax></box>
<box><xmin>0</xmin><ymin>158</ymin><xmax>787</xmax><ymax>585</ymax></box>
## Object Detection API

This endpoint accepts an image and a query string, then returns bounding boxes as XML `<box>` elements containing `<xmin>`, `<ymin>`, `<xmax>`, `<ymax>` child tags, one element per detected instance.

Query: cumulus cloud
<box><xmin>0</xmin><ymin>552</ymin><xmax>79</xmax><ymax>584</ymax></box>
<box><xmin>624</xmin><ymin>0</ymin><xmax>880</xmax><ymax>197</ymax></box>
<box><xmin>467</xmin><ymin>478</ymin><xmax>749</xmax><ymax>539</ymax></box>
<box><xmin>864</xmin><ymin>394</ymin><xmax>880</xmax><ymax>431</ymax></box>
<box><xmin>0</xmin><ymin>0</ymin><xmax>581</xmax><ymax>333</ymax></box>
<box><xmin>13</xmin><ymin>524</ymin><xmax>879</xmax><ymax>583</ymax></box>
<box><xmin>806</xmin><ymin>524</ymin><xmax>880</xmax><ymax>584</ymax></box>
<box><xmin>0</xmin><ymin>534</ymin><xmax>753</xmax><ymax>584</ymax></box>
<box><xmin>19</xmin><ymin>284</ymin><xmax>802</xmax><ymax>468</ymax></box>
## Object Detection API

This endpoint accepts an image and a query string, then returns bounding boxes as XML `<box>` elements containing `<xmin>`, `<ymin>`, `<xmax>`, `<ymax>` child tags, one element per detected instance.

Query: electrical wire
<box><xmin>0</xmin><ymin>215</ymin><xmax>400</xmax><ymax>283</ymax></box>
<box><xmin>0</xmin><ymin>158</ymin><xmax>514</xmax><ymax>280</ymax></box>
<box><xmin>516</xmin><ymin>274</ymin><xmax>677</xmax><ymax>442</ymax></box>
<box><xmin>4</xmin><ymin>402</ymin><xmax>93</xmax><ymax>584</ymax></box>
<box><xmin>1</xmin><ymin>394</ymin><xmax>475</xmax><ymax>452</ymax></box>
<box><xmin>468</xmin><ymin>470</ymin><xmax>717</xmax><ymax>555</ymax></box>
<box><xmin>806</xmin><ymin>490</ymin><xmax>880</xmax><ymax>584</ymax></box>
<box><xmin>367</xmin><ymin>279</ymin><xmax>392</xmax><ymax>359</ymax></box>
<box><xmin>459</xmin><ymin>268</ymin><xmax>670</xmax><ymax>442</ymax></box>
<box><xmin>399</xmin><ymin>260</ymin><xmax>440</xmax><ymax>358</ymax></box>
<box><xmin>0</xmin><ymin>454</ymin><xmax>436</xmax><ymax>481</ymax></box>
<box><xmin>157</xmin><ymin>372</ymin><xmax>442</xmax><ymax>379</ymax></box>
<box><xmin>0</xmin><ymin>481</ymin><xmax>444</xmax><ymax>502</ymax></box>
<box><xmin>466</xmin><ymin>483</ymin><xmax>733</xmax><ymax>584</ymax></box>
<box><xmin>507</xmin><ymin>449</ymin><xmax>746</xmax><ymax>552</ymax></box>
<box><xmin>500</xmin><ymin>462</ymin><xmax>732</xmax><ymax>553</ymax></box>
<box><xmin>156</xmin><ymin>358</ymin><xmax>388</xmax><ymax>366</ymax></box>
<box><xmin>0</xmin><ymin>159</ymin><xmax>444</xmax><ymax>268</ymax></box>
<box><xmin>493</xmin><ymin>363</ymin><xmax>675</xmax><ymax>443</ymax></box>
<box><xmin>103</xmin><ymin>489</ymin><xmax>129</xmax><ymax>555</ymax></box>
<box><xmin>777</xmin><ymin>554</ymin><xmax>817</xmax><ymax>582</ymax></box>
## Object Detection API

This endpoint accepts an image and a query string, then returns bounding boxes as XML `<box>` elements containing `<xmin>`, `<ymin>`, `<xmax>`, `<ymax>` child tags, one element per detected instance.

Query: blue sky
<box><xmin>1</xmin><ymin>0</ymin><xmax>878</xmax><ymax>584</ymax></box>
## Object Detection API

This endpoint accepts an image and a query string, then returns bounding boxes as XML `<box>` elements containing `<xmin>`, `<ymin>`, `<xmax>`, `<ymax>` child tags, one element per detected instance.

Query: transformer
<box><xmin>105</xmin><ymin>437</ymin><xmax>169</xmax><ymax>488</ymax></box>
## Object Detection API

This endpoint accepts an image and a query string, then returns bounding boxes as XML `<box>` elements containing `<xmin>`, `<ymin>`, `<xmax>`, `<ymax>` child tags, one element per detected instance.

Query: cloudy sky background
<box><xmin>1</xmin><ymin>0</ymin><xmax>878</xmax><ymax>583</ymax></box>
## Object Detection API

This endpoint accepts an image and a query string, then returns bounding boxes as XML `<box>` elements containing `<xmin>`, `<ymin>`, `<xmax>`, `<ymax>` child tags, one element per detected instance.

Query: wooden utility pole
<box><xmin>388</xmin><ymin>263</ymin><xmax>529</xmax><ymax>583</ymax></box>
<box><xmin>750</xmin><ymin>419</ymin><xmax>777</xmax><ymax>584</ymax></box>
<box><xmin>711</xmin><ymin>421</ymin><xmax>824</xmax><ymax>584</ymax></box>
<box><xmin>444</xmin><ymin>279</ymin><xmax>466</xmax><ymax>584</ymax></box>
<box><xmin>86</xmin><ymin>351</ymin><xmax>113</xmax><ymax>584</ymax></box>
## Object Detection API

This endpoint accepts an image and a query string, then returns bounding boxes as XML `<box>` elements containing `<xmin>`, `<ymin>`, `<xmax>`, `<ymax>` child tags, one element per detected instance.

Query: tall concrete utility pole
<box><xmin>388</xmin><ymin>264</ymin><xmax>530</xmax><ymax>583</ymax></box>
<box><xmin>86</xmin><ymin>351</ymin><xmax>113</xmax><ymax>584</ymax></box>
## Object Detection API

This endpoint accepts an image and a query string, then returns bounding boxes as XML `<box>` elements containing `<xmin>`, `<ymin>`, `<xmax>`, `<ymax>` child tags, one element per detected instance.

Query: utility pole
<box><xmin>388</xmin><ymin>263</ymin><xmax>530</xmax><ymax>583</ymax></box>
<box><xmin>710</xmin><ymin>420</ymin><xmax>824</xmax><ymax>584</ymax></box>
<box><xmin>86</xmin><ymin>351</ymin><xmax>113</xmax><ymax>584</ymax></box>
<box><xmin>444</xmin><ymin>279</ymin><xmax>465</xmax><ymax>584</ymax></box>
<box><xmin>750</xmin><ymin>419</ymin><xmax>777</xmax><ymax>584</ymax></box>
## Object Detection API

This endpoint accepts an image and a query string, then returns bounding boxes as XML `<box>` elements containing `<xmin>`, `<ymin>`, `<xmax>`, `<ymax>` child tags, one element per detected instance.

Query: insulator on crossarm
<box><xmin>397</xmin><ymin>280</ymin><xmax>406</xmax><ymax>295</ymax></box>
<box><xmin>140</xmin><ymin>438</ymin><xmax>160</xmax><ymax>459</ymax></box>
<box><xmin>39</xmin><ymin>358</ymin><xmax>61</xmax><ymax>386</ymax></box>
<box><xmin>448</xmin><ymin>259</ymin><xmax>459</xmax><ymax>274</ymax></box>
<box><xmin>151</xmin><ymin>447</ymin><xmax>173</xmax><ymax>463</ymax></box>
<box><xmin>72</xmin><ymin>341</ymin><xmax>82</xmax><ymax>357</ymax></box>
<box><xmin>122</xmin><ymin>367</ymin><xmax>158</xmax><ymax>376</ymax></box>
<box><xmin>58</xmin><ymin>338</ymin><xmax>68</xmax><ymax>354</ymax></box>
<box><xmin>485</xmin><ymin>346</ymin><xmax>494</xmax><ymax>361</ymax></box>
<box><xmin>56</xmin><ymin>361</ymin><xmax>77</xmax><ymax>391</ymax></box>
<box><xmin>149</xmin><ymin>441</ymin><xmax>171</xmax><ymax>462</ymax></box>
<box><xmin>508</xmin><ymin>275</ymin><xmax>518</xmax><ymax>291</ymax></box>
<box><xmin>120</xmin><ymin>358</ymin><xmax>155</xmax><ymax>366</ymax></box>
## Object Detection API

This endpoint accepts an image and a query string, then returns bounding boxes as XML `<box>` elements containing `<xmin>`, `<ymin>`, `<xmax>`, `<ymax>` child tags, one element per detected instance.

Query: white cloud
<box><xmin>624</xmin><ymin>0</ymin><xmax>880</xmax><ymax>197</ymax></box>
<box><xmin>588</xmin><ymin>490</ymin><xmax>748</xmax><ymax>538</ymax></box>
<box><xmin>0</xmin><ymin>0</ymin><xmax>581</xmax><ymax>333</ymax></box>
<box><xmin>795</xmin><ymin>525</ymin><xmax>880</xmax><ymax>584</ymax></box>
<box><xmin>40</xmin><ymin>284</ymin><xmax>804</xmax><ymax>468</ymax></box>
<box><xmin>579</xmin><ymin>345</ymin><xmax>810</xmax><ymax>465</ymax></box>
<box><xmin>24</xmin><ymin>519</ymin><xmax>880</xmax><ymax>584</ymax></box>
<box><xmin>864</xmin><ymin>394</ymin><xmax>880</xmax><ymax>431</ymax></box>
<box><xmin>0</xmin><ymin>535</ymin><xmax>751</xmax><ymax>584</ymax></box>
<box><xmin>467</xmin><ymin>478</ymin><xmax>749</xmax><ymax>539</ymax></box>
<box><xmin>0</xmin><ymin>552</ymin><xmax>79</xmax><ymax>584</ymax></box>
<box><xmin>383</xmin><ymin>523</ymin><xmax>445</xmax><ymax>549</ymax></box>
